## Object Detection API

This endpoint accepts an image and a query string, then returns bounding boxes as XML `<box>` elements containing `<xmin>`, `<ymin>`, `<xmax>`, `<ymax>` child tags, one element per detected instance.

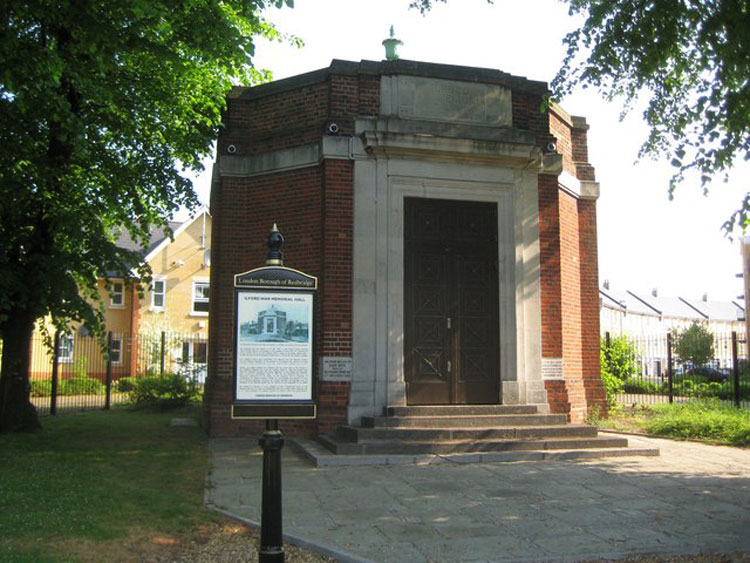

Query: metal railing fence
<box><xmin>2</xmin><ymin>331</ymin><xmax>208</xmax><ymax>415</ymax></box>
<box><xmin>604</xmin><ymin>331</ymin><xmax>749</xmax><ymax>409</ymax></box>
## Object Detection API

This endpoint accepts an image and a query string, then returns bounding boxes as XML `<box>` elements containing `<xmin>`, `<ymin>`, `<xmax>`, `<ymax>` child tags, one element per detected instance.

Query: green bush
<box><xmin>601</xmin><ymin>335</ymin><xmax>640</xmax><ymax>407</ymax></box>
<box><xmin>115</xmin><ymin>376</ymin><xmax>137</xmax><ymax>393</ymax></box>
<box><xmin>30</xmin><ymin>380</ymin><xmax>52</xmax><ymax>397</ymax></box>
<box><xmin>126</xmin><ymin>374</ymin><xmax>200</xmax><ymax>410</ymax></box>
<box><xmin>622</xmin><ymin>377</ymin><xmax>660</xmax><ymax>394</ymax></box>
<box><xmin>59</xmin><ymin>377</ymin><xmax>105</xmax><ymax>396</ymax></box>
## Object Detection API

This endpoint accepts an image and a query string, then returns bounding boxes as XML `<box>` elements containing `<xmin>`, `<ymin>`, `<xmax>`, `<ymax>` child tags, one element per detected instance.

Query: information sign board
<box><xmin>232</xmin><ymin>266</ymin><xmax>317</xmax><ymax>419</ymax></box>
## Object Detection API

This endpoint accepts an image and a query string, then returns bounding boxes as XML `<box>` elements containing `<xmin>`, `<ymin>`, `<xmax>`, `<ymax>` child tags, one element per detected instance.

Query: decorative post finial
<box><xmin>382</xmin><ymin>25</ymin><xmax>403</xmax><ymax>61</ymax></box>
<box><xmin>266</xmin><ymin>224</ymin><xmax>284</xmax><ymax>266</ymax></box>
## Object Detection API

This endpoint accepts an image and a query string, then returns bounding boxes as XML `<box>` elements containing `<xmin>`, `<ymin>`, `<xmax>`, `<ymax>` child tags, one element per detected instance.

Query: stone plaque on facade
<box><xmin>319</xmin><ymin>356</ymin><xmax>352</xmax><ymax>382</ymax></box>
<box><xmin>542</xmin><ymin>357</ymin><xmax>563</xmax><ymax>380</ymax></box>
<box><xmin>395</xmin><ymin>76</ymin><xmax>511</xmax><ymax>126</ymax></box>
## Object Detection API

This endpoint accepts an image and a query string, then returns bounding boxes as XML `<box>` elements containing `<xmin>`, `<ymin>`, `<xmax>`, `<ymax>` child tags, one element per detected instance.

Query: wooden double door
<box><xmin>404</xmin><ymin>197</ymin><xmax>500</xmax><ymax>405</ymax></box>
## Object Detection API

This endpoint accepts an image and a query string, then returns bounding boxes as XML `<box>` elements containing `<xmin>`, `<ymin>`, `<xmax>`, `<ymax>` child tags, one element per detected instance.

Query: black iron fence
<box><xmin>5</xmin><ymin>332</ymin><xmax>208</xmax><ymax>415</ymax></box>
<box><xmin>604</xmin><ymin>331</ymin><xmax>750</xmax><ymax>409</ymax></box>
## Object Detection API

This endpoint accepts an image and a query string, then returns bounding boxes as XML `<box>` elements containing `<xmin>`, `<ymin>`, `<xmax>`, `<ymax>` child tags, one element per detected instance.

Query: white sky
<box><xmin>188</xmin><ymin>0</ymin><xmax>749</xmax><ymax>302</ymax></box>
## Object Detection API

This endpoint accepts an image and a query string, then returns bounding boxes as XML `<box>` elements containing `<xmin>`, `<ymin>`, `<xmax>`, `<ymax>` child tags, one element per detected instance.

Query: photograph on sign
<box><xmin>236</xmin><ymin>291</ymin><xmax>313</xmax><ymax>401</ymax></box>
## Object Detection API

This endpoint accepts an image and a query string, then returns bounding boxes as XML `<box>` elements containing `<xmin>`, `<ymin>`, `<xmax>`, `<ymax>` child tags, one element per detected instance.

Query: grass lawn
<box><xmin>598</xmin><ymin>400</ymin><xmax>750</xmax><ymax>447</ymax></box>
<box><xmin>0</xmin><ymin>408</ymin><xmax>217</xmax><ymax>562</ymax></box>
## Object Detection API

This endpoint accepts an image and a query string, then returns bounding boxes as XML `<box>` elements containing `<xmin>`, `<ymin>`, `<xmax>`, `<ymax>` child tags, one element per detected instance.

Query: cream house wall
<box><xmin>139</xmin><ymin>213</ymin><xmax>212</xmax><ymax>337</ymax></box>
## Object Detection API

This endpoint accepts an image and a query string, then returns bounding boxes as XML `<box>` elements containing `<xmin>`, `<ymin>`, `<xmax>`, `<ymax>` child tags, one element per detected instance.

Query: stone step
<box><xmin>361</xmin><ymin>413</ymin><xmax>569</xmax><ymax>428</ymax></box>
<box><xmin>317</xmin><ymin>434</ymin><xmax>629</xmax><ymax>456</ymax></box>
<box><xmin>335</xmin><ymin>424</ymin><xmax>598</xmax><ymax>443</ymax></box>
<box><xmin>293</xmin><ymin>438</ymin><xmax>660</xmax><ymax>467</ymax></box>
<box><xmin>385</xmin><ymin>405</ymin><xmax>539</xmax><ymax>417</ymax></box>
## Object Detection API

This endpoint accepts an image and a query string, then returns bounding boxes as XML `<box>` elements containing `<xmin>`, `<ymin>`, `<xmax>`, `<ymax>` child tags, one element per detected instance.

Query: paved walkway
<box><xmin>207</xmin><ymin>434</ymin><xmax>750</xmax><ymax>562</ymax></box>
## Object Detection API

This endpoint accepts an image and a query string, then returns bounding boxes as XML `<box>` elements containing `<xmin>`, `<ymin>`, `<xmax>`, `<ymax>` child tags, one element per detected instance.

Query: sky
<box><xmin>188</xmin><ymin>0</ymin><xmax>749</xmax><ymax>303</ymax></box>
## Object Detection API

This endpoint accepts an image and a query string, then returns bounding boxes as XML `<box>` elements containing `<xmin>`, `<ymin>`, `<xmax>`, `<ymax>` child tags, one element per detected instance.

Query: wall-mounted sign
<box><xmin>320</xmin><ymin>356</ymin><xmax>353</xmax><ymax>382</ymax></box>
<box><xmin>232</xmin><ymin>265</ymin><xmax>318</xmax><ymax>419</ymax></box>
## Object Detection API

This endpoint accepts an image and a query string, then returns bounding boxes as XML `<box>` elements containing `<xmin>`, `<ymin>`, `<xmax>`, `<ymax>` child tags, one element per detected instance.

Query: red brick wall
<box><xmin>204</xmin><ymin>167</ymin><xmax>325</xmax><ymax>438</ymax></box>
<box><xmin>204</xmin><ymin>69</ymin><xmax>372</xmax><ymax>437</ymax></box>
<box><xmin>541</xmin><ymin>111</ymin><xmax>606</xmax><ymax>422</ymax></box>
<box><xmin>579</xmin><ymin>199</ymin><xmax>606</xmax><ymax>414</ymax></box>
<box><xmin>538</xmin><ymin>174</ymin><xmax>562</xmax><ymax>359</ymax></box>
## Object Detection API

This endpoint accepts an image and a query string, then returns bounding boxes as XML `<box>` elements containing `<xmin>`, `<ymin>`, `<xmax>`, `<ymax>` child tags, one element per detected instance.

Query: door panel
<box><xmin>404</xmin><ymin>197</ymin><xmax>500</xmax><ymax>405</ymax></box>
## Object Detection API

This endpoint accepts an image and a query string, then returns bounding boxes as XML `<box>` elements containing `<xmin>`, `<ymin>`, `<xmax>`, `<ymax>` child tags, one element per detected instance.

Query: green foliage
<box><xmin>673</xmin><ymin>321</ymin><xmax>715</xmax><ymax>367</ymax></box>
<box><xmin>73</xmin><ymin>356</ymin><xmax>88</xmax><ymax>379</ymax></box>
<box><xmin>643</xmin><ymin>401</ymin><xmax>750</xmax><ymax>447</ymax></box>
<box><xmin>59</xmin><ymin>376</ymin><xmax>105</xmax><ymax>396</ymax></box>
<box><xmin>30</xmin><ymin>379</ymin><xmax>52</xmax><ymax>397</ymax></box>
<box><xmin>552</xmin><ymin>0</ymin><xmax>750</xmax><ymax>231</ymax></box>
<box><xmin>600</xmin><ymin>335</ymin><xmax>640</xmax><ymax>406</ymax></box>
<box><xmin>622</xmin><ymin>377</ymin><xmax>660</xmax><ymax>395</ymax></box>
<box><xmin>115</xmin><ymin>376</ymin><xmax>137</xmax><ymax>393</ymax></box>
<box><xmin>0</xmin><ymin>0</ymin><xmax>298</xmax><ymax>429</ymax></box>
<box><xmin>600</xmin><ymin>402</ymin><xmax>750</xmax><ymax>446</ymax></box>
<box><xmin>0</xmin><ymin>410</ymin><xmax>213</xmax><ymax>559</ymax></box>
<box><xmin>127</xmin><ymin>374</ymin><xmax>200</xmax><ymax>410</ymax></box>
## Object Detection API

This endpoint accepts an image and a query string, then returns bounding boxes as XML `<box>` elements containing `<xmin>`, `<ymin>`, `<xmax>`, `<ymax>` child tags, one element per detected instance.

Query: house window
<box><xmin>180</xmin><ymin>340</ymin><xmax>208</xmax><ymax>384</ymax></box>
<box><xmin>151</xmin><ymin>277</ymin><xmax>166</xmax><ymax>311</ymax></box>
<box><xmin>110</xmin><ymin>281</ymin><xmax>124</xmax><ymax>308</ymax></box>
<box><xmin>109</xmin><ymin>337</ymin><xmax>122</xmax><ymax>365</ymax></box>
<box><xmin>194</xmin><ymin>342</ymin><xmax>208</xmax><ymax>365</ymax></box>
<box><xmin>191</xmin><ymin>281</ymin><xmax>210</xmax><ymax>315</ymax></box>
<box><xmin>57</xmin><ymin>333</ymin><xmax>74</xmax><ymax>363</ymax></box>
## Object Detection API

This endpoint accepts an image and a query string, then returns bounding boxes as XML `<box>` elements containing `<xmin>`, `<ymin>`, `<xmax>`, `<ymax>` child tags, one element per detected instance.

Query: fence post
<box><xmin>732</xmin><ymin>331</ymin><xmax>740</xmax><ymax>408</ymax></box>
<box><xmin>160</xmin><ymin>331</ymin><xmax>166</xmax><ymax>377</ymax></box>
<box><xmin>667</xmin><ymin>332</ymin><xmax>674</xmax><ymax>404</ymax></box>
<box><xmin>50</xmin><ymin>331</ymin><xmax>60</xmax><ymax>416</ymax></box>
<box><xmin>105</xmin><ymin>331</ymin><xmax>113</xmax><ymax>410</ymax></box>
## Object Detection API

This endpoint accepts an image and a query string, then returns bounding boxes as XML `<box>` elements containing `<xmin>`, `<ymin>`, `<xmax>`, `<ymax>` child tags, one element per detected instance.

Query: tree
<box><xmin>552</xmin><ymin>0</ymin><xmax>750</xmax><ymax>232</ymax></box>
<box><xmin>412</xmin><ymin>1</ymin><xmax>750</xmax><ymax>231</ymax></box>
<box><xmin>0</xmin><ymin>0</ymin><xmax>294</xmax><ymax>432</ymax></box>
<box><xmin>673</xmin><ymin>321</ymin><xmax>715</xmax><ymax>368</ymax></box>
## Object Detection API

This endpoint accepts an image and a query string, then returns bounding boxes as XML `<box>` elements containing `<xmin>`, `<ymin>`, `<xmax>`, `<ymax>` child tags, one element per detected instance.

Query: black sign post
<box><xmin>233</xmin><ymin>225</ymin><xmax>317</xmax><ymax>563</ymax></box>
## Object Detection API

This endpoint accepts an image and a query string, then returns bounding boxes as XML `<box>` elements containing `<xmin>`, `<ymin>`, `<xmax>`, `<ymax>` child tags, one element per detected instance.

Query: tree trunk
<box><xmin>0</xmin><ymin>309</ymin><xmax>41</xmax><ymax>432</ymax></box>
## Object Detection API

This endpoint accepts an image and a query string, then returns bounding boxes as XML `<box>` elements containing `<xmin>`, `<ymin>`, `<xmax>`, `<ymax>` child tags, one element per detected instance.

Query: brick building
<box><xmin>203</xmin><ymin>59</ymin><xmax>605</xmax><ymax>437</ymax></box>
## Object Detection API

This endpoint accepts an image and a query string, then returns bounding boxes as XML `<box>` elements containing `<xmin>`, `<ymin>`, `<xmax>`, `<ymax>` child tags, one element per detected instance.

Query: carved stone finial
<box><xmin>382</xmin><ymin>25</ymin><xmax>403</xmax><ymax>61</ymax></box>
<box><xmin>266</xmin><ymin>224</ymin><xmax>284</xmax><ymax>266</ymax></box>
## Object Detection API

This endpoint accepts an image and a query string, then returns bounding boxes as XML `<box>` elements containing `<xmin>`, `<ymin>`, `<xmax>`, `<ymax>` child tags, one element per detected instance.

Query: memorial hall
<box><xmin>203</xmin><ymin>58</ymin><xmax>605</xmax><ymax>438</ymax></box>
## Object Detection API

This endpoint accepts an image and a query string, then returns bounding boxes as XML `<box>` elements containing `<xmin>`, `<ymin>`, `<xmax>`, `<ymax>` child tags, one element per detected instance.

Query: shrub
<box><xmin>126</xmin><ymin>374</ymin><xmax>200</xmax><ymax>411</ymax></box>
<box><xmin>59</xmin><ymin>377</ymin><xmax>105</xmax><ymax>396</ymax></box>
<box><xmin>600</xmin><ymin>335</ymin><xmax>640</xmax><ymax>407</ymax></box>
<box><xmin>622</xmin><ymin>377</ymin><xmax>660</xmax><ymax>394</ymax></box>
<box><xmin>30</xmin><ymin>380</ymin><xmax>52</xmax><ymax>397</ymax></box>
<box><xmin>115</xmin><ymin>376</ymin><xmax>137</xmax><ymax>393</ymax></box>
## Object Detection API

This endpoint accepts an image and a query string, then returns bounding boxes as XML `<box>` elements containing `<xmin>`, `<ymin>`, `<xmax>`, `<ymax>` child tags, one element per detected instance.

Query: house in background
<box><xmin>30</xmin><ymin>208</ymin><xmax>212</xmax><ymax>383</ymax></box>
<box><xmin>600</xmin><ymin>282</ymin><xmax>745</xmax><ymax>376</ymax></box>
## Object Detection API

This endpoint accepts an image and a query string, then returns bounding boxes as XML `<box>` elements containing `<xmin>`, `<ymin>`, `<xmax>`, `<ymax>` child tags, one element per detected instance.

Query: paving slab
<box><xmin>207</xmin><ymin>433</ymin><xmax>750</xmax><ymax>562</ymax></box>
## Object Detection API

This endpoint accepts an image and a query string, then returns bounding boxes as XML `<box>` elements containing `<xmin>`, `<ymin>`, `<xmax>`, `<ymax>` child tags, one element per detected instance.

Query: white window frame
<box><xmin>109</xmin><ymin>336</ymin><xmax>122</xmax><ymax>365</ymax></box>
<box><xmin>57</xmin><ymin>333</ymin><xmax>74</xmax><ymax>363</ymax></box>
<box><xmin>109</xmin><ymin>280</ymin><xmax>125</xmax><ymax>308</ymax></box>
<box><xmin>191</xmin><ymin>279</ymin><xmax>210</xmax><ymax>316</ymax></box>
<box><xmin>151</xmin><ymin>276</ymin><xmax>166</xmax><ymax>312</ymax></box>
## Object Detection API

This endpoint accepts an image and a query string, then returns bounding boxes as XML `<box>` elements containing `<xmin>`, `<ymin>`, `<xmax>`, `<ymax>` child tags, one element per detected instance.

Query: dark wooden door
<box><xmin>404</xmin><ymin>198</ymin><xmax>500</xmax><ymax>405</ymax></box>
